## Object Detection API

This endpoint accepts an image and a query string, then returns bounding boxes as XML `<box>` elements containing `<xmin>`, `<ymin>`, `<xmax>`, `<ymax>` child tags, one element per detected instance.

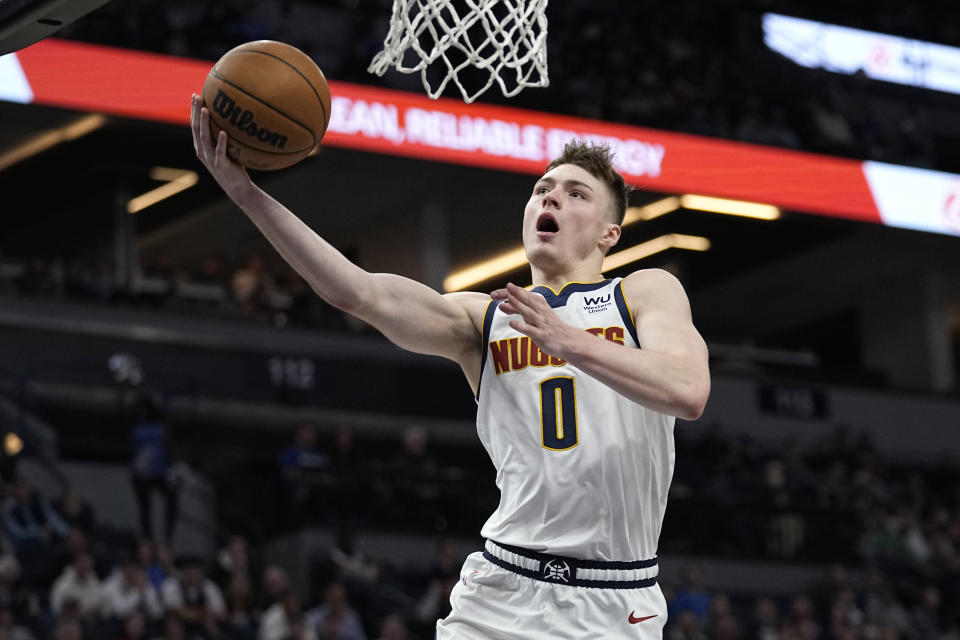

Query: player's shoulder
<box><xmin>620</xmin><ymin>269</ymin><xmax>693</xmax><ymax>321</ymax></box>
<box><xmin>442</xmin><ymin>290</ymin><xmax>493</xmax><ymax>328</ymax></box>
<box><xmin>442</xmin><ymin>290</ymin><xmax>492</xmax><ymax>308</ymax></box>
<box><xmin>620</xmin><ymin>268</ymin><xmax>688</xmax><ymax>298</ymax></box>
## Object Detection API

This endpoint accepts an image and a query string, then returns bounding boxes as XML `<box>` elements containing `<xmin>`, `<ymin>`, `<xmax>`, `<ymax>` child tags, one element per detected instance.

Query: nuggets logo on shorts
<box><xmin>543</xmin><ymin>559</ymin><xmax>571</xmax><ymax>583</ymax></box>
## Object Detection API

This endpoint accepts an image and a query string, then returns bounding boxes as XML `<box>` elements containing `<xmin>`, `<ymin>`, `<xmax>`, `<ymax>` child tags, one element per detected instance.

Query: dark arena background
<box><xmin>1</xmin><ymin>0</ymin><xmax>960</xmax><ymax>638</ymax></box>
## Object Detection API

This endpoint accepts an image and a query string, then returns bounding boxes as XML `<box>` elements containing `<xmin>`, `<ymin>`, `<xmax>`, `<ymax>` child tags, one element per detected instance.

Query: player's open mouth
<box><xmin>536</xmin><ymin>213</ymin><xmax>559</xmax><ymax>235</ymax></box>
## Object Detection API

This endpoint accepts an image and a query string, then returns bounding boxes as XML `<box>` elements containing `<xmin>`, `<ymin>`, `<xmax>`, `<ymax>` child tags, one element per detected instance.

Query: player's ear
<box><xmin>599</xmin><ymin>223</ymin><xmax>621</xmax><ymax>252</ymax></box>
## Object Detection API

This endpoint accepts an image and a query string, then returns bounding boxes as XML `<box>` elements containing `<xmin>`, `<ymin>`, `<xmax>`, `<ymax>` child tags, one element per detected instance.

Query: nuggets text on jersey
<box><xmin>488</xmin><ymin>326</ymin><xmax>626</xmax><ymax>375</ymax></box>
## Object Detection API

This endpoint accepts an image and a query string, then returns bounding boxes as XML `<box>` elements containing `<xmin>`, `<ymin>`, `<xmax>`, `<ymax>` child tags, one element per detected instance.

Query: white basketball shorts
<box><xmin>436</xmin><ymin>542</ymin><xmax>667</xmax><ymax>640</ymax></box>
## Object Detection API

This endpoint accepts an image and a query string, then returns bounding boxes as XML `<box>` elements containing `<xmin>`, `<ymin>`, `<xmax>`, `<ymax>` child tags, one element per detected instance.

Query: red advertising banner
<box><xmin>3</xmin><ymin>38</ymin><xmax>960</xmax><ymax>236</ymax></box>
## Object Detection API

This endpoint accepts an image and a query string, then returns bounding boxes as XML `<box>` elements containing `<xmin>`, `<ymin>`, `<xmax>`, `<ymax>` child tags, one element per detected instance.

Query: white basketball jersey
<box><xmin>476</xmin><ymin>278</ymin><xmax>675</xmax><ymax>562</ymax></box>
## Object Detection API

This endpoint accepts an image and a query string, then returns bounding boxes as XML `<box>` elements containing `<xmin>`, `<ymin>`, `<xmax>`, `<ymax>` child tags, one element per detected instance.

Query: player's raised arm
<box><xmin>189</xmin><ymin>94</ymin><xmax>485</xmax><ymax>367</ymax></box>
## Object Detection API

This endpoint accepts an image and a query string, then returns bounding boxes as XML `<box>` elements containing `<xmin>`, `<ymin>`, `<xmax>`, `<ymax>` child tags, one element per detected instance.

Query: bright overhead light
<box><xmin>0</xmin><ymin>114</ymin><xmax>106</xmax><ymax>172</ymax></box>
<box><xmin>680</xmin><ymin>194</ymin><xmax>780</xmax><ymax>220</ymax></box>
<box><xmin>443</xmin><ymin>247</ymin><xmax>527</xmax><ymax>291</ymax></box>
<box><xmin>622</xmin><ymin>196</ymin><xmax>681</xmax><ymax>225</ymax></box>
<box><xmin>602</xmin><ymin>234</ymin><xmax>710</xmax><ymax>271</ymax></box>
<box><xmin>127</xmin><ymin>167</ymin><xmax>199</xmax><ymax>214</ymax></box>
<box><xmin>444</xmin><ymin>246</ymin><xmax>527</xmax><ymax>292</ymax></box>
<box><xmin>444</xmin><ymin>233</ymin><xmax>710</xmax><ymax>292</ymax></box>
<box><xmin>3</xmin><ymin>433</ymin><xmax>23</xmax><ymax>456</ymax></box>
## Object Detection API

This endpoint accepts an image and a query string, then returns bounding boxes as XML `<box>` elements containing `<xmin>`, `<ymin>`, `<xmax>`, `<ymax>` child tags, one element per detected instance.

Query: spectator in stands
<box><xmin>0</xmin><ymin>533</ymin><xmax>21</xmax><ymax>590</ymax></box>
<box><xmin>374</xmin><ymin>615</ymin><xmax>407</xmax><ymax>640</ymax></box>
<box><xmin>909</xmin><ymin>585</ymin><xmax>951</xmax><ymax>640</ymax></box>
<box><xmin>305</xmin><ymin>583</ymin><xmax>365</xmax><ymax>640</ymax></box>
<box><xmin>413</xmin><ymin>537</ymin><xmax>460</xmax><ymax>627</ymax></box>
<box><xmin>160</xmin><ymin>557</ymin><xmax>226</xmax><ymax>640</ymax></box>
<box><xmin>707</xmin><ymin>593</ymin><xmax>742</xmax><ymax>640</ymax></box>
<box><xmin>748</xmin><ymin>596</ymin><xmax>780</xmax><ymax>640</ymax></box>
<box><xmin>52</xmin><ymin>619</ymin><xmax>83</xmax><ymax>640</ymax></box>
<box><xmin>192</xmin><ymin>254</ymin><xmax>229</xmax><ymax>288</ymax></box>
<box><xmin>667</xmin><ymin>610</ymin><xmax>707</xmax><ymax>640</ymax></box>
<box><xmin>130</xmin><ymin>395</ymin><xmax>178</xmax><ymax>545</ymax></box>
<box><xmin>672</xmin><ymin>566</ymin><xmax>712</xmax><ymax>620</ymax></box>
<box><xmin>231</xmin><ymin>253</ymin><xmax>276</xmax><ymax>316</ymax></box>
<box><xmin>0</xmin><ymin>596</ymin><xmax>34</xmax><ymax>640</ymax></box>
<box><xmin>259</xmin><ymin>566</ymin><xmax>290</xmax><ymax>613</ymax></box>
<box><xmin>159</xmin><ymin>613</ymin><xmax>186</xmax><ymax>640</ymax></box>
<box><xmin>114</xmin><ymin>612</ymin><xmax>147</xmax><ymax>640</ymax></box>
<box><xmin>278</xmin><ymin>424</ymin><xmax>329</xmax><ymax>526</ymax></box>
<box><xmin>101</xmin><ymin>555</ymin><xmax>163</xmax><ymax>623</ymax></box>
<box><xmin>259</xmin><ymin>591</ymin><xmax>308</xmax><ymax>640</ymax></box>
<box><xmin>382</xmin><ymin>426</ymin><xmax>440</xmax><ymax>526</ymax></box>
<box><xmin>212</xmin><ymin>535</ymin><xmax>254</xmax><ymax>592</ymax></box>
<box><xmin>50</xmin><ymin>551</ymin><xmax>104</xmax><ymax>623</ymax></box>
<box><xmin>327</xmin><ymin>526</ymin><xmax>379</xmax><ymax>586</ymax></box>
<box><xmin>3</xmin><ymin>478</ymin><xmax>69</xmax><ymax>589</ymax></box>
<box><xmin>222</xmin><ymin>573</ymin><xmax>256</xmax><ymax>640</ymax></box>
<box><xmin>783</xmin><ymin>594</ymin><xmax>821</xmax><ymax>640</ymax></box>
<box><xmin>3</xmin><ymin>478</ymin><xmax>70</xmax><ymax>554</ymax></box>
<box><xmin>135</xmin><ymin>539</ymin><xmax>170</xmax><ymax>591</ymax></box>
<box><xmin>327</xmin><ymin>426</ymin><xmax>363</xmax><ymax>525</ymax></box>
<box><xmin>862</xmin><ymin>569</ymin><xmax>909</xmax><ymax>636</ymax></box>
<box><xmin>53</xmin><ymin>491</ymin><xmax>96</xmax><ymax>539</ymax></box>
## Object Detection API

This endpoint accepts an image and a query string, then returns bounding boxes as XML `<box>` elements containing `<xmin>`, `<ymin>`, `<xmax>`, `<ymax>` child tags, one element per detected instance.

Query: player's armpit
<box><xmin>353</xmin><ymin>273</ymin><xmax>488</xmax><ymax>365</ymax></box>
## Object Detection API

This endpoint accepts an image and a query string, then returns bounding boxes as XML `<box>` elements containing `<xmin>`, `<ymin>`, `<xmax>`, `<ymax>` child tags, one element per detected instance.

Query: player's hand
<box><xmin>190</xmin><ymin>93</ymin><xmax>251</xmax><ymax>194</ymax></box>
<box><xmin>491</xmin><ymin>282</ymin><xmax>581</xmax><ymax>357</ymax></box>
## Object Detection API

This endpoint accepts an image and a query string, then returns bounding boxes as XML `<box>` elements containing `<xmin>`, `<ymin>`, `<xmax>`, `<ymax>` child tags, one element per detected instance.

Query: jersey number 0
<box><xmin>540</xmin><ymin>377</ymin><xmax>578</xmax><ymax>451</ymax></box>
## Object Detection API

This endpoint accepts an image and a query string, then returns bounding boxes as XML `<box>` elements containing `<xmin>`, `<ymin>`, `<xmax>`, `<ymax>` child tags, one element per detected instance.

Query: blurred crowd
<box><xmin>0</xmin><ymin>251</ymin><xmax>354</xmax><ymax>332</ymax></box>
<box><xmin>57</xmin><ymin>0</ymin><xmax>960</xmax><ymax>172</ymax></box>
<box><xmin>272</xmin><ymin>420</ymin><xmax>960</xmax><ymax>639</ymax></box>
<box><xmin>0</xmin><ymin>475</ymin><xmax>430</xmax><ymax>639</ymax></box>
<box><xmin>0</xmin><ymin>419</ymin><xmax>955</xmax><ymax>638</ymax></box>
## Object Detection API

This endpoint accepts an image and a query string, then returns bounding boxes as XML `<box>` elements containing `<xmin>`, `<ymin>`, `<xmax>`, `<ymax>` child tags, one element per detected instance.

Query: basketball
<box><xmin>201</xmin><ymin>40</ymin><xmax>332</xmax><ymax>171</ymax></box>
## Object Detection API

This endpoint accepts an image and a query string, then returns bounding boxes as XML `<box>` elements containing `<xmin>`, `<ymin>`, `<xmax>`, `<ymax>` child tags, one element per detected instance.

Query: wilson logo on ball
<box><xmin>212</xmin><ymin>88</ymin><xmax>288</xmax><ymax>149</ymax></box>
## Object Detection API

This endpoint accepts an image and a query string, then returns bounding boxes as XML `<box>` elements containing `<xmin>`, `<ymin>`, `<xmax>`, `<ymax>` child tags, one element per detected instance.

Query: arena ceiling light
<box><xmin>0</xmin><ymin>113</ymin><xmax>105</xmax><ymax>172</ymax></box>
<box><xmin>126</xmin><ymin>167</ymin><xmax>199</xmax><ymax>214</ymax></box>
<box><xmin>679</xmin><ymin>194</ymin><xmax>781</xmax><ymax>220</ymax></box>
<box><xmin>444</xmin><ymin>247</ymin><xmax>528</xmax><ymax>292</ymax></box>
<box><xmin>443</xmin><ymin>233</ymin><xmax>711</xmax><ymax>292</ymax></box>
<box><xmin>622</xmin><ymin>197</ymin><xmax>681</xmax><ymax>224</ymax></box>
<box><xmin>444</xmin><ymin>194</ymin><xmax>723</xmax><ymax>291</ymax></box>
<box><xmin>602</xmin><ymin>234</ymin><xmax>711</xmax><ymax>272</ymax></box>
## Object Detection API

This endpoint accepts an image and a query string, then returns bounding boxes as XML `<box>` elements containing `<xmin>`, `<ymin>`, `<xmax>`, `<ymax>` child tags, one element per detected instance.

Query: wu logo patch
<box><xmin>583</xmin><ymin>293</ymin><xmax>612</xmax><ymax>314</ymax></box>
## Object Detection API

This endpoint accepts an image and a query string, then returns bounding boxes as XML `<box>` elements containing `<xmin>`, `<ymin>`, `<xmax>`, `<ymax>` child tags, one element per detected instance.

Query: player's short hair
<box><xmin>545</xmin><ymin>141</ymin><xmax>631</xmax><ymax>225</ymax></box>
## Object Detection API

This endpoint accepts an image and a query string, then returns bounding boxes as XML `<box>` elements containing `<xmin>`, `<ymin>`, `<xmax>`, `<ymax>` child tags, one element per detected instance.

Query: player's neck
<box><xmin>530</xmin><ymin>264</ymin><xmax>605</xmax><ymax>293</ymax></box>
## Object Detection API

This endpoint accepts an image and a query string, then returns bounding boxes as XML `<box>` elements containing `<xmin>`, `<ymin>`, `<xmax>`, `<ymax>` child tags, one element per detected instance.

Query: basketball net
<box><xmin>367</xmin><ymin>0</ymin><xmax>549</xmax><ymax>104</ymax></box>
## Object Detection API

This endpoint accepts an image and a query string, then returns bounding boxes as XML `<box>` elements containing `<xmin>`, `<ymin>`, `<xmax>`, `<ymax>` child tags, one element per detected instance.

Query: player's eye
<box><xmin>571</xmin><ymin>191</ymin><xmax>584</xmax><ymax>199</ymax></box>
<box><xmin>534</xmin><ymin>186</ymin><xmax>549</xmax><ymax>195</ymax></box>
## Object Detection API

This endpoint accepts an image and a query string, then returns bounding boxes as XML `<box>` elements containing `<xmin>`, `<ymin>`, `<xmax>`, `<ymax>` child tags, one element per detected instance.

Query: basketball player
<box><xmin>190</xmin><ymin>93</ymin><xmax>710</xmax><ymax>639</ymax></box>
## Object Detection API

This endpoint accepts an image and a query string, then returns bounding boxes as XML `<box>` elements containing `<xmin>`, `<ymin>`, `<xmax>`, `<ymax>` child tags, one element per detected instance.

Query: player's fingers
<box><xmin>498</xmin><ymin>301</ymin><xmax>519</xmax><ymax>316</ymax></box>
<box><xmin>215</xmin><ymin>130</ymin><xmax>228</xmax><ymax>166</ymax></box>
<box><xmin>490</xmin><ymin>288</ymin><xmax>508</xmax><ymax>300</ymax></box>
<box><xmin>508</xmin><ymin>319</ymin><xmax>534</xmax><ymax>335</ymax></box>
<box><xmin>505</xmin><ymin>282</ymin><xmax>546</xmax><ymax>309</ymax></box>
<box><xmin>504</xmin><ymin>283</ymin><xmax>533</xmax><ymax>306</ymax></box>
<box><xmin>190</xmin><ymin>95</ymin><xmax>203</xmax><ymax>155</ymax></box>
<box><xmin>503</xmin><ymin>295</ymin><xmax>532</xmax><ymax>318</ymax></box>
<box><xmin>195</xmin><ymin>114</ymin><xmax>211</xmax><ymax>165</ymax></box>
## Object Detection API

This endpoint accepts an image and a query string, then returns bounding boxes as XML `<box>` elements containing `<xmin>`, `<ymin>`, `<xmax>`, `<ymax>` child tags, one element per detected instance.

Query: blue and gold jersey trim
<box><xmin>531</xmin><ymin>280</ymin><xmax>612</xmax><ymax>308</ymax></box>
<box><xmin>613</xmin><ymin>280</ymin><xmax>640</xmax><ymax>347</ymax></box>
<box><xmin>476</xmin><ymin>298</ymin><xmax>503</xmax><ymax>400</ymax></box>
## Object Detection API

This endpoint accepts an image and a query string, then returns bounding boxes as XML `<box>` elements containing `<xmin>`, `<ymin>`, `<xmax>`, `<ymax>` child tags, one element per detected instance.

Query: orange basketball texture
<box><xmin>202</xmin><ymin>41</ymin><xmax>331</xmax><ymax>171</ymax></box>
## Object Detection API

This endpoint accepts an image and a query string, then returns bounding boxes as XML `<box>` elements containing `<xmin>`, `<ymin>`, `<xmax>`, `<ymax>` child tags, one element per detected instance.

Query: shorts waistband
<box><xmin>482</xmin><ymin>540</ymin><xmax>658</xmax><ymax>589</ymax></box>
